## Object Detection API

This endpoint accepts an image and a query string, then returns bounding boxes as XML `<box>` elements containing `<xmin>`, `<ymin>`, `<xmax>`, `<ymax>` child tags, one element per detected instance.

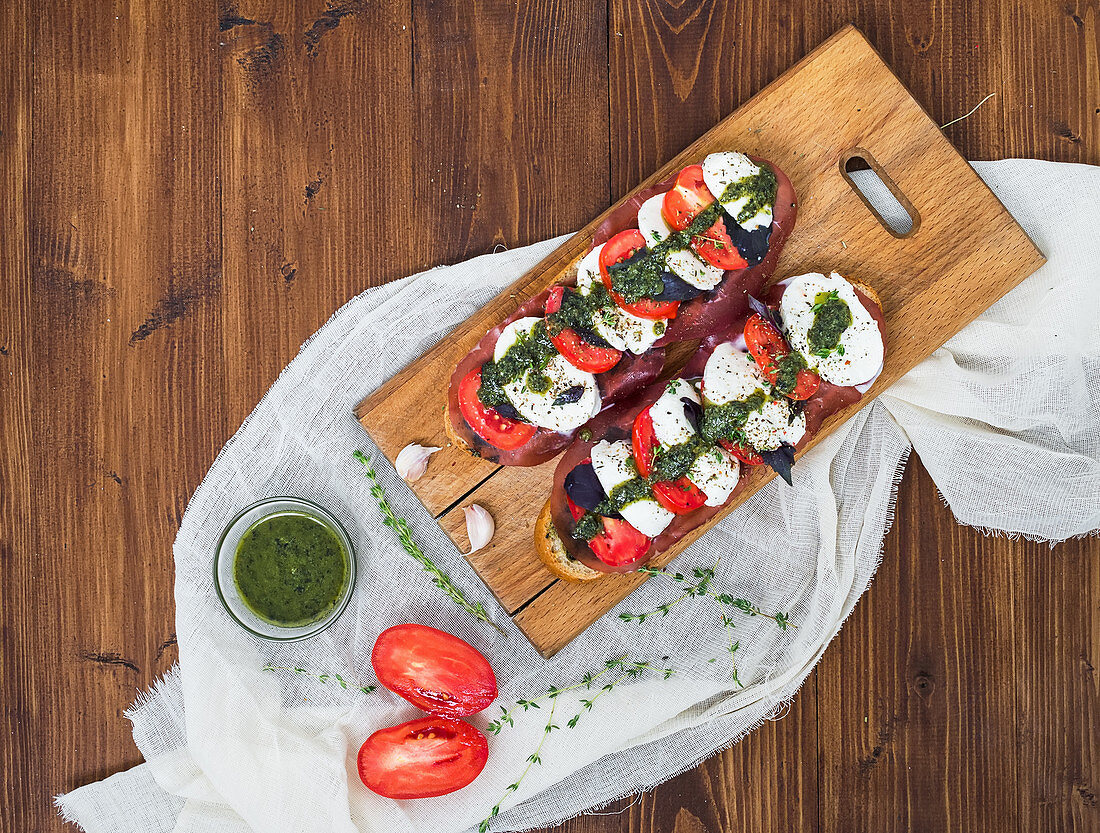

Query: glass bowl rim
<box><xmin>213</xmin><ymin>496</ymin><xmax>357</xmax><ymax>642</ymax></box>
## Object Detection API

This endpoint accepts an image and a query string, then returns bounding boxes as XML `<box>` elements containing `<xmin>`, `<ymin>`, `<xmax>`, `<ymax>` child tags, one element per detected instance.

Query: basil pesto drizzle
<box><xmin>607</xmin><ymin>165</ymin><xmax>777</xmax><ymax>304</ymax></box>
<box><xmin>478</xmin><ymin>320</ymin><xmax>558</xmax><ymax>408</ymax></box>
<box><xmin>806</xmin><ymin>290</ymin><xmax>852</xmax><ymax>356</ymax></box>
<box><xmin>773</xmin><ymin>351</ymin><xmax>808</xmax><ymax>395</ymax></box>
<box><xmin>699</xmin><ymin>389</ymin><xmax>768</xmax><ymax>444</ymax></box>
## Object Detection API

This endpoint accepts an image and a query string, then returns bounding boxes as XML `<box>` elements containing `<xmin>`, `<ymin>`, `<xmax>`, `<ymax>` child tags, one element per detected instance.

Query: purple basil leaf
<box><xmin>681</xmin><ymin>397</ymin><xmax>703</xmax><ymax>434</ymax></box>
<box><xmin>759</xmin><ymin>442</ymin><xmax>796</xmax><ymax>486</ymax></box>
<box><xmin>747</xmin><ymin>294</ymin><xmax>784</xmax><ymax>333</ymax></box>
<box><xmin>564</xmin><ymin>462</ymin><xmax>619</xmax><ymax>517</ymax></box>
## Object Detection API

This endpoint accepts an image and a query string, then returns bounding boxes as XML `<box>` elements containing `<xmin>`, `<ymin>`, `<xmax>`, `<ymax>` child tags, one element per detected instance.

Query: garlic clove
<box><xmin>395</xmin><ymin>443</ymin><xmax>441</xmax><ymax>482</ymax></box>
<box><xmin>464</xmin><ymin>504</ymin><xmax>495</xmax><ymax>555</ymax></box>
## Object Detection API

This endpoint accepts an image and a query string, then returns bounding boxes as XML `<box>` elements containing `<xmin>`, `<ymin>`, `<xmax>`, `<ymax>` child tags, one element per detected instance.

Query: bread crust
<box><xmin>534</xmin><ymin>500</ymin><xmax>604</xmax><ymax>582</ymax></box>
<box><xmin>846</xmin><ymin>276</ymin><xmax>882</xmax><ymax>311</ymax></box>
<box><xmin>443</xmin><ymin>401</ymin><xmax>474</xmax><ymax>456</ymax></box>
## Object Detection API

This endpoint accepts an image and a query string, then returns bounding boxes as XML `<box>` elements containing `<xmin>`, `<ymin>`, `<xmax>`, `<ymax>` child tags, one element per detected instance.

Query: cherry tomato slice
<box><xmin>357</xmin><ymin>716</ymin><xmax>488</xmax><ymax>799</ymax></box>
<box><xmin>457</xmin><ymin>368</ymin><xmax>537</xmax><ymax>451</ymax></box>
<box><xmin>566</xmin><ymin>495</ymin><xmax>651</xmax><ymax>568</ymax></box>
<box><xmin>691</xmin><ymin>216</ymin><xmax>748</xmax><ymax>271</ymax></box>
<box><xmin>545</xmin><ymin>287</ymin><xmax>622</xmax><ymax>373</ymax></box>
<box><xmin>652</xmin><ymin>477</ymin><xmax>707</xmax><ymax>514</ymax></box>
<box><xmin>661</xmin><ymin>165</ymin><xmax>713</xmax><ymax>231</ymax></box>
<box><xmin>598</xmin><ymin>230</ymin><xmax>679</xmax><ymax>321</ymax></box>
<box><xmin>632</xmin><ymin>407</ymin><xmax>658</xmax><ymax>478</ymax></box>
<box><xmin>719</xmin><ymin>438</ymin><xmax>764</xmax><ymax>466</ymax></box>
<box><xmin>371</xmin><ymin>624</ymin><xmax>497</xmax><ymax>718</ymax></box>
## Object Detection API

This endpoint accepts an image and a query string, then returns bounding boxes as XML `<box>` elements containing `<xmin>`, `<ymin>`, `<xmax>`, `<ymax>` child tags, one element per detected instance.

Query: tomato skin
<box><xmin>357</xmin><ymin>716</ymin><xmax>488</xmax><ymax>799</ymax></box>
<box><xmin>457</xmin><ymin>368</ymin><xmax>537</xmax><ymax>451</ymax></box>
<box><xmin>662</xmin><ymin>165</ymin><xmax>712</xmax><ymax>231</ymax></box>
<box><xmin>719</xmin><ymin>438</ymin><xmax>764</xmax><ymax>466</ymax></box>
<box><xmin>632</xmin><ymin>408</ymin><xmax>658</xmax><ymax>478</ymax></box>
<box><xmin>652</xmin><ymin>478</ymin><xmax>707</xmax><ymax>514</ymax></box>
<box><xmin>371</xmin><ymin>624</ymin><xmax>497</xmax><ymax>718</ymax></box>
<box><xmin>545</xmin><ymin>286</ymin><xmax>623</xmax><ymax>373</ymax></box>
<box><xmin>566</xmin><ymin>495</ymin><xmax>650</xmax><ymax>568</ymax></box>
<box><xmin>598</xmin><ymin>230</ymin><xmax>680</xmax><ymax>321</ymax></box>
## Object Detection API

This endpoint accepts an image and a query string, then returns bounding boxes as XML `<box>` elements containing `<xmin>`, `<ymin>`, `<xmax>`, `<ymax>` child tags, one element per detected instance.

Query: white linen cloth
<box><xmin>56</xmin><ymin>160</ymin><xmax>1100</xmax><ymax>833</ymax></box>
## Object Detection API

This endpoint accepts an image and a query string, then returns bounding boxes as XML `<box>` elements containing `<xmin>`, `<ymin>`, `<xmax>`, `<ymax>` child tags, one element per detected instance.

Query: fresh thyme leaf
<box><xmin>353</xmin><ymin>450</ymin><xmax>506</xmax><ymax>635</ymax></box>
<box><xmin>263</xmin><ymin>664</ymin><xmax>376</xmax><ymax>695</ymax></box>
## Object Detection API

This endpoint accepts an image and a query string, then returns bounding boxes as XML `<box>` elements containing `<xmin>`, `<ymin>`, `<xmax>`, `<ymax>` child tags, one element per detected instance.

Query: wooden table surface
<box><xmin>2</xmin><ymin>2</ymin><xmax>1097</xmax><ymax>831</ymax></box>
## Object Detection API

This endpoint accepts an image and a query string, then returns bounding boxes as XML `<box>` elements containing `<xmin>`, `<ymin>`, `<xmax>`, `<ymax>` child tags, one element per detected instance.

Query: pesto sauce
<box><xmin>773</xmin><ymin>351</ymin><xmax>808</xmax><ymax>395</ymax></box>
<box><xmin>572</xmin><ymin>512</ymin><xmax>604</xmax><ymax>542</ymax></box>
<box><xmin>546</xmin><ymin>282</ymin><xmax>615</xmax><ymax>342</ymax></box>
<box><xmin>233</xmin><ymin>512</ymin><xmax>349</xmax><ymax>627</ymax></box>
<box><xmin>478</xmin><ymin>320</ymin><xmax>558</xmax><ymax>408</ymax></box>
<box><xmin>606</xmin><ymin>164</ymin><xmax>777</xmax><ymax>304</ymax></box>
<box><xmin>807</xmin><ymin>291</ymin><xmax>852</xmax><ymax>355</ymax></box>
<box><xmin>651</xmin><ymin>438</ymin><xmax>705</xmax><ymax>483</ymax></box>
<box><xmin>700</xmin><ymin>390</ymin><xmax>768</xmax><ymax>444</ymax></box>
<box><xmin>573</xmin><ymin>475</ymin><xmax>655</xmax><ymax>543</ymax></box>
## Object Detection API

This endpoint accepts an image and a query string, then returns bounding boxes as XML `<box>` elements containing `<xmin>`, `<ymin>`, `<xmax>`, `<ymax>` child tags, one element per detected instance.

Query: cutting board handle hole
<box><xmin>840</xmin><ymin>150</ymin><xmax>920</xmax><ymax>238</ymax></box>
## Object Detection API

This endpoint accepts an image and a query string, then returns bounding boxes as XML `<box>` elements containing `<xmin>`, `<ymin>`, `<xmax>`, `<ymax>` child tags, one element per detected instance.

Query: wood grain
<box><xmin>2</xmin><ymin>2</ymin><xmax>1098</xmax><ymax>832</ymax></box>
<box><xmin>357</xmin><ymin>26</ymin><xmax>1045</xmax><ymax>657</ymax></box>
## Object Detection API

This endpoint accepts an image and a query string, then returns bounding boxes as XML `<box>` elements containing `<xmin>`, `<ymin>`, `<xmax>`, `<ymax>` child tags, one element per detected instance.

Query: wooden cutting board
<box><xmin>355</xmin><ymin>25</ymin><xmax>1043</xmax><ymax>657</ymax></box>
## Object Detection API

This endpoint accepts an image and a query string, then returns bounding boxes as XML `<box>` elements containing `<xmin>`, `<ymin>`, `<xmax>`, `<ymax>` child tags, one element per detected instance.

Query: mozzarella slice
<box><xmin>575</xmin><ymin>246</ymin><xmax>667</xmax><ymax>354</ymax></box>
<box><xmin>590</xmin><ymin>440</ymin><xmax>673</xmax><ymax>538</ymax></box>
<box><xmin>493</xmin><ymin>318</ymin><xmax>600</xmax><ymax>432</ymax></box>
<box><xmin>688</xmin><ymin>446</ymin><xmax>740</xmax><ymax>506</ymax></box>
<box><xmin>649</xmin><ymin>378</ymin><xmax>701</xmax><ymax>448</ymax></box>
<box><xmin>742</xmin><ymin>398</ymin><xmax>806</xmax><ymax>451</ymax></box>
<box><xmin>701</xmin><ymin>342</ymin><xmax>766</xmax><ymax>405</ymax></box>
<box><xmin>779</xmin><ymin>271</ymin><xmax>885</xmax><ymax>387</ymax></box>
<box><xmin>494</xmin><ymin>317</ymin><xmax>543</xmax><ymax>362</ymax></box>
<box><xmin>636</xmin><ymin>195</ymin><xmax>723</xmax><ymax>290</ymax></box>
<box><xmin>701</xmin><ymin>151</ymin><xmax>773</xmax><ymax>231</ymax></box>
<box><xmin>502</xmin><ymin>354</ymin><xmax>600</xmax><ymax>432</ymax></box>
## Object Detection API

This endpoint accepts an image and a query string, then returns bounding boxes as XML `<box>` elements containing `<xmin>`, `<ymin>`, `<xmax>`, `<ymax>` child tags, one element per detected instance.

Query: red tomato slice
<box><xmin>743</xmin><ymin>313</ymin><xmax>788</xmax><ymax>384</ymax></box>
<box><xmin>691</xmin><ymin>216</ymin><xmax>748</xmax><ymax>270</ymax></box>
<box><xmin>566</xmin><ymin>495</ymin><xmax>651</xmax><ymax>568</ymax></box>
<box><xmin>371</xmin><ymin>624</ymin><xmax>497</xmax><ymax>718</ymax></box>
<box><xmin>661</xmin><ymin>165</ymin><xmax>713</xmax><ymax>231</ymax></box>
<box><xmin>357</xmin><ymin>716</ymin><xmax>488</xmax><ymax>799</ymax></box>
<box><xmin>719</xmin><ymin>438</ymin><xmax>764</xmax><ymax>466</ymax></box>
<box><xmin>598</xmin><ymin>229</ymin><xmax>679</xmax><ymax>321</ymax></box>
<box><xmin>632</xmin><ymin>407</ymin><xmax>658</xmax><ymax>478</ymax></box>
<box><xmin>652</xmin><ymin>477</ymin><xmax>707</xmax><ymax>514</ymax></box>
<box><xmin>743</xmin><ymin>314</ymin><xmax>821</xmax><ymax>400</ymax></box>
<box><xmin>457</xmin><ymin>368</ymin><xmax>537</xmax><ymax>451</ymax></box>
<box><xmin>788</xmin><ymin>369</ymin><xmax>821</xmax><ymax>401</ymax></box>
<box><xmin>545</xmin><ymin>287</ymin><xmax>622</xmax><ymax>373</ymax></box>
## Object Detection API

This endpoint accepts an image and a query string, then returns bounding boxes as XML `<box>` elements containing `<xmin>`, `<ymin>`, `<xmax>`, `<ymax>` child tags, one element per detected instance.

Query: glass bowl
<box><xmin>214</xmin><ymin>497</ymin><xmax>356</xmax><ymax>641</ymax></box>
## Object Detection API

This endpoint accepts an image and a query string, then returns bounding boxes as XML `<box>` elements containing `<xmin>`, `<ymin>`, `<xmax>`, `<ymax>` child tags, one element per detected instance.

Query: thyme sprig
<box><xmin>479</xmin><ymin>655</ymin><xmax>674</xmax><ymax>832</ymax></box>
<box><xmin>353</xmin><ymin>450</ymin><xmax>506</xmax><ymax>635</ymax></box>
<box><xmin>262</xmin><ymin>663</ymin><xmax>376</xmax><ymax>694</ymax></box>
<box><xmin>621</xmin><ymin>561</ymin><xmax>794</xmax><ymax>630</ymax></box>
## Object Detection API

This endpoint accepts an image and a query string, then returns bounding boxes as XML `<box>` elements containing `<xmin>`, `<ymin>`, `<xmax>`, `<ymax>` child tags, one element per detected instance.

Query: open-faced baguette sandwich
<box><xmin>445</xmin><ymin>152</ymin><xmax>798</xmax><ymax>466</ymax></box>
<box><xmin>536</xmin><ymin>271</ymin><xmax>887</xmax><ymax>581</ymax></box>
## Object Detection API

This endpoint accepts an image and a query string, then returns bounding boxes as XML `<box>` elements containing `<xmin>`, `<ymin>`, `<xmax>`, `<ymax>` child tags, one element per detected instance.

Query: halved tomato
<box><xmin>357</xmin><ymin>716</ymin><xmax>488</xmax><ymax>799</ymax></box>
<box><xmin>598</xmin><ymin>229</ymin><xmax>679</xmax><ymax>321</ymax></box>
<box><xmin>631</xmin><ymin>407</ymin><xmax>658</xmax><ymax>478</ymax></box>
<box><xmin>743</xmin><ymin>314</ymin><xmax>820</xmax><ymax>401</ymax></box>
<box><xmin>662</xmin><ymin>165</ymin><xmax>712</xmax><ymax>231</ymax></box>
<box><xmin>544</xmin><ymin>286</ymin><xmax>622</xmax><ymax>373</ymax></box>
<box><xmin>719</xmin><ymin>438</ymin><xmax>763</xmax><ymax>466</ymax></box>
<box><xmin>567</xmin><ymin>495</ymin><xmax>650</xmax><ymax>568</ymax></box>
<box><xmin>652</xmin><ymin>478</ymin><xmax>707</xmax><ymax>514</ymax></box>
<box><xmin>458</xmin><ymin>368</ymin><xmax>536</xmax><ymax>450</ymax></box>
<box><xmin>371</xmin><ymin>624</ymin><xmax>497</xmax><ymax>718</ymax></box>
